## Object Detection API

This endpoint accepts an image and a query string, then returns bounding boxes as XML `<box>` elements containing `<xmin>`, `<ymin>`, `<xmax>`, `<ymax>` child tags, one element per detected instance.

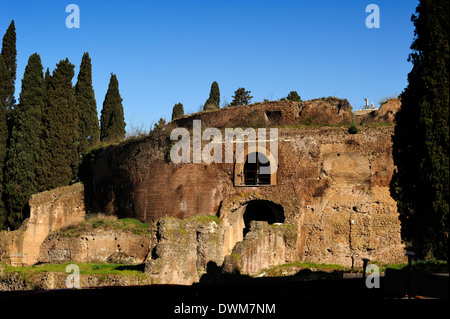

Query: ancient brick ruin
<box><xmin>0</xmin><ymin>98</ymin><xmax>406</xmax><ymax>286</ymax></box>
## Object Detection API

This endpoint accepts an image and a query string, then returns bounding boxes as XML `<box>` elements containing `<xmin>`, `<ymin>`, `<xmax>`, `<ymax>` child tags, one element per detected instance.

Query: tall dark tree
<box><xmin>230</xmin><ymin>87</ymin><xmax>253</xmax><ymax>106</ymax></box>
<box><xmin>0</xmin><ymin>56</ymin><xmax>10</xmax><ymax>229</ymax></box>
<box><xmin>39</xmin><ymin>58</ymin><xmax>79</xmax><ymax>191</ymax></box>
<box><xmin>3</xmin><ymin>53</ymin><xmax>45</xmax><ymax>229</ymax></box>
<box><xmin>76</xmin><ymin>52</ymin><xmax>99</xmax><ymax>154</ymax></box>
<box><xmin>204</xmin><ymin>81</ymin><xmax>220</xmax><ymax>111</ymax></box>
<box><xmin>171</xmin><ymin>102</ymin><xmax>184</xmax><ymax>120</ymax></box>
<box><xmin>100</xmin><ymin>73</ymin><xmax>126</xmax><ymax>142</ymax></box>
<box><xmin>35</xmin><ymin>68</ymin><xmax>51</xmax><ymax>190</ymax></box>
<box><xmin>0</xmin><ymin>20</ymin><xmax>17</xmax><ymax>113</ymax></box>
<box><xmin>391</xmin><ymin>0</ymin><xmax>449</xmax><ymax>260</ymax></box>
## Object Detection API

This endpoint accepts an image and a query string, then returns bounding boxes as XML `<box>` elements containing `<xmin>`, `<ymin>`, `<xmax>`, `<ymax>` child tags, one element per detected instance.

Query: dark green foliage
<box><xmin>0</xmin><ymin>20</ymin><xmax>17</xmax><ymax>112</ymax></box>
<box><xmin>287</xmin><ymin>91</ymin><xmax>301</xmax><ymax>102</ymax></box>
<box><xmin>348</xmin><ymin>124</ymin><xmax>359</xmax><ymax>134</ymax></box>
<box><xmin>0</xmin><ymin>56</ymin><xmax>10</xmax><ymax>229</ymax></box>
<box><xmin>100</xmin><ymin>73</ymin><xmax>126</xmax><ymax>142</ymax></box>
<box><xmin>3</xmin><ymin>53</ymin><xmax>45</xmax><ymax>229</ymax></box>
<box><xmin>0</xmin><ymin>22</ymin><xmax>16</xmax><ymax>227</ymax></box>
<box><xmin>230</xmin><ymin>87</ymin><xmax>253</xmax><ymax>106</ymax></box>
<box><xmin>171</xmin><ymin>102</ymin><xmax>184</xmax><ymax>120</ymax></box>
<box><xmin>76</xmin><ymin>52</ymin><xmax>99</xmax><ymax>154</ymax></box>
<box><xmin>391</xmin><ymin>0</ymin><xmax>449</xmax><ymax>260</ymax></box>
<box><xmin>204</xmin><ymin>81</ymin><xmax>220</xmax><ymax>111</ymax></box>
<box><xmin>149</xmin><ymin>117</ymin><xmax>167</xmax><ymax>145</ymax></box>
<box><xmin>39</xmin><ymin>58</ymin><xmax>79</xmax><ymax>191</ymax></box>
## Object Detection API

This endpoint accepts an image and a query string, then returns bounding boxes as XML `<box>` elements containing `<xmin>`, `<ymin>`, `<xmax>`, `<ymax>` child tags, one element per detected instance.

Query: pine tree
<box><xmin>171</xmin><ymin>102</ymin><xmax>184</xmax><ymax>120</ymax></box>
<box><xmin>3</xmin><ymin>53</ymin><xmax>45</xmax><ymax>229</ymax></box>
<box><xmin>0</xmin><ymin>20</ymin><xmax>17</xmax><ymax>112</ymax></box>
<box><xmin>287</xmin><ymin>91</ymin><xmax>301</xmax><ymax>102</ymax></box>
<box><xmin>100</xmin><ymin>73</ymin><xmax>126</xmax><ymax>142</ymax></box>
<box><xmin>149</xmin><ymin>117</ymin><xmax>167</xmax><ymax>145</ymax></box>
<box><xmin>391</xmin><ymin>0</ymin><xmax>449</xmax><ymax>260</ymax></box>
<box><xmin>0</xmin><ymin>56</ymin><xmax>10</xmax><ymax>229</ymax></box>
<box><xmin>40</xmin><ymin>58</ymin><xmax>79</xmax><ymax>191</ymax></box>
<box><xmin>76</xmin><ymin>52</ymin><xmax>99</xmax><ymax>154</ymax></box>
<box><xmin>230</xmin><ymin>88</ymin><xmax>253</xmax><ymax>106</ymax></box>
<box><xmin>204</xmin><ymin>81</ymin><xmax>220</xmax><ymax>111</ymax></box>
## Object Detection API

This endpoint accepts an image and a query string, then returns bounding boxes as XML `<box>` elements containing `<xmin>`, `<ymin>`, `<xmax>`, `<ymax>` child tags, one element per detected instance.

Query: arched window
<box><xmin>234</xmin><ymin>147</ymin><xmax>277</xmax><ymax>187</ymax></box>
<box><xmin>243</xmin><ymin>152</ymin><xmax>271</xmax><ymax>186</ymax></box>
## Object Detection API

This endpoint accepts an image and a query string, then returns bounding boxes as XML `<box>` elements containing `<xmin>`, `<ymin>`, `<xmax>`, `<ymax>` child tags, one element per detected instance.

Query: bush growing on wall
<box><xmin>348</xmin><ymin>124</ymin><xmax>359</xmax><ymax>134</ymax></box>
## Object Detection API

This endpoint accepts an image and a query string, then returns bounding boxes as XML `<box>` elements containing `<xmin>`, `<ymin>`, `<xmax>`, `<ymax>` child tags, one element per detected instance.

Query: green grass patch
<box><xmin>260</xmin><ymin>261</ymin><xmax>350</xmax><ymax>277</ymax></box>
<box><xmin>54</xmin><ymin>215</ymin><xmax>152</xmax><ymax>237</ymax></box>
<box><xmin>2</xmin><ymin>262</ymin><xmax>69</xmax><ymax>277</ymax></box>
<box><xmin>2</xmin><ymin>262</ymin><xmax>146</xmax><ymax>278</ymax></box>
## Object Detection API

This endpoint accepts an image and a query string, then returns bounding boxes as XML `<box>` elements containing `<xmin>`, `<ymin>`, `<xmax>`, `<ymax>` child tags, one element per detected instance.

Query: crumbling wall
<box><xmin>39</xmin><ymin>230</ymin><xmax>151</xmax><ymax>264</ymax></box>
<box><xmin>144</xmin><ymin>217</ymin><xmax>224</xmax><ymax>285</ymax></box>
<box><xmin>144</xmin><ymin>217</ymin><xmax>297</xmax><ymax>284</ymax></box>
<box><xmin>1</xmin><ymin>98</ymin><xmax>405</xmax><ymax>273</ymax></box>
<box><xmin>354</xmin><ymin>99</ymin><xmax>401</xmax><ymax>124</ymax></box>
<box><xmin>0</xmin><ymin>183</ymin><xmax>85</xmax><ymax>266</ymax></box>
<box><xmin>170</xmin><ymin>97</ymin><xmax>353</xmax><ymax>129</ymax></box>
<box><xmin>80</xmin><ymin>124</ymin><xmax>405</xmax><ymax>269</ymax></box>
<box><xmin>223</xmin><ymin>221</ymin><xmax>297</xmax><ymax>276</ymax></box>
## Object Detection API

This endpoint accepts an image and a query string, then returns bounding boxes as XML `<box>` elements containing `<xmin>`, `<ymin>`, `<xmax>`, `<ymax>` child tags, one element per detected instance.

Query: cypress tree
<box><xmin>76</xmin><ymin>52</ymin><xmax>99</xmax><ymax>154</ymax></box>
<box><xmin>171</xmin><ymin>102</ymin><xmax>184</xmax><ymax>120</ymax></box>
<box><xmin>0</xmin><ymin>20</ymin><xmax>17</xmax><ymax>112</ymax></box>
<box><xmin>35</xmin><ymin>68</ymin><xmax>51</xmax><ymax>190</ymax></box>
<box><xmin>100</xmin><ymin>73</ymin><xmax>126</xmax><ymax>142</ymax></box>
<box><xmin>40</xmin><ymin>58</ymin><xmax>78</xmax><ymax>191</ymax></box>
<box><xmin>204</xmin><ymin>81</ymin><xmax>220</xmax><ymax>111</ymax></box>
<box><xmin>391</xmin><ymin>0</ymin><xmax>449</xmax><ymax>260</ymax></box>
<box><xmin>0</xmin><ymin>56</ymin><xmax>10</xmax><ymax>229</ymax></box>
<box><xmin>4</xmin><ymin>53</ymin><xmax>45</xmax><ymax>229</ymax></box>
<box><xmin>230</xmin><ymin>88</ymin><xmax>253</xmax><ymax>106</ymax></box>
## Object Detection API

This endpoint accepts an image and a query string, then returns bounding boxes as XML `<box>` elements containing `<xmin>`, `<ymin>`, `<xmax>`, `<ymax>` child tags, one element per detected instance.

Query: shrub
<box><xmin>348</xmin><ymin>125</ymin><xmax>359</xmax><ymax>134</ymax></box>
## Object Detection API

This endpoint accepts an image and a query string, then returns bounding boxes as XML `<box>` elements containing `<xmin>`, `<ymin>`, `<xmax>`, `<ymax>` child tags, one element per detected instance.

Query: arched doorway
<box><xmin>222</xmin><ymin>200</ymin><xmax>285</xmax><ymax>256</ymax></box>
<box><xmin>243</xmin><ymin>200</ymin><xmax>285</xmax><ymax>235</ymax></box>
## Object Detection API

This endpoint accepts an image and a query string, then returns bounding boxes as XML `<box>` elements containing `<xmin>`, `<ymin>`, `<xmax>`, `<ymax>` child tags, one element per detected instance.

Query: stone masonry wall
<box><xmin>1</xmin><ymin>99</ymin><xmax>405</xmax><ymax>277</ymax></box>
<box><xmin>0</xmin><ymin>183</ymin><xmax>85</xmax><ymax>266</ymax></box>
<box><xmin>81</xmin><ymin>121</ymin><xmax>405</xmax><ymax>269</ymax></box>
<box><xmin>169</xmin><ymin>97</ymin><xmax>353</xmax><ymax>130</ymax></box>
<box><xmin>39</xmin><ymin>229</ymin><xmax>151</xmax><ymax>264</ymax></box>
<box><xmin>223</xmin><ymin>221</ymin><xmax>297</xmax><ymax>276</ymax></box>
<box><xmin>144</xmin><ymin>217</ymin><xmax>224</xmax><ymax>285</ymax></box>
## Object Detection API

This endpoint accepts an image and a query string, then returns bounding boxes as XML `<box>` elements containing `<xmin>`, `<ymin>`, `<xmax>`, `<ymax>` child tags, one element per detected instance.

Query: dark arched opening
<box><xmin>243</xmin><ymin>200</ymin><xmax>285</xmax><ymax>236</ymax></box>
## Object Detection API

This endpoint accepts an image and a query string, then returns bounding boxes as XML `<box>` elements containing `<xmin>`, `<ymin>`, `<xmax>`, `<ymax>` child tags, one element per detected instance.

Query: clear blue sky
<box><xmin>1</xmin><ymin>0</ymin><xmax>418</xmax><ymax>133</ymax></box>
